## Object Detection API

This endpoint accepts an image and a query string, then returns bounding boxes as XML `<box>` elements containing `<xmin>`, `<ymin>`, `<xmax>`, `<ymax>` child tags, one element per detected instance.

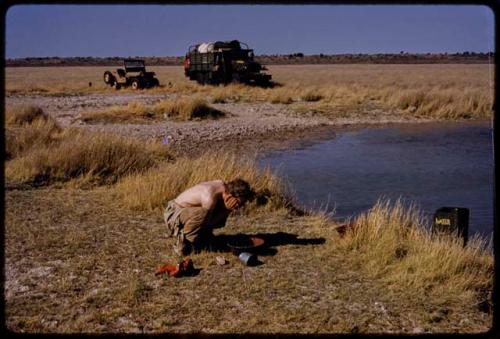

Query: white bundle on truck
<box><xmin>197</xmin><ymin>42</ymin><xmax>215</xmax><ymax>53</ymax></box>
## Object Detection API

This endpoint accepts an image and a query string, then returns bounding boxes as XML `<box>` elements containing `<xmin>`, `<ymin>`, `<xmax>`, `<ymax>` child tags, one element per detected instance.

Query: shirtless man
<box><xmin>164</xmin><ymin>178</ymin><xmax>255</xmax><ymax>256</ymax></box>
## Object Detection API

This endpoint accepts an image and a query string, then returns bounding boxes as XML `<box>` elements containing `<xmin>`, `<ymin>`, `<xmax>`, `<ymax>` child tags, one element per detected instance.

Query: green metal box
<box><xmin>432</xmin><ymin>207</ymin><xmax>469</xmax><ymax>245</ymax></box>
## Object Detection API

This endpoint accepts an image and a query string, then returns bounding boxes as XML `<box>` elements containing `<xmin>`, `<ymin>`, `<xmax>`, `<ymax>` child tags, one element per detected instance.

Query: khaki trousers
<box><xmin>164</xmin><ymin>200</ymin><xmax>212</xmax><ymax>244</ymax></box>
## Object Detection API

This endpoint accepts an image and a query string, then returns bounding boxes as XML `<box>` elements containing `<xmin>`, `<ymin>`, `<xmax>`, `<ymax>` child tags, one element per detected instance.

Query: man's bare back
<box><xmin>174</xmin><ymin>180</ymin><xmax>226</xmax><ymax>210</ymax></box>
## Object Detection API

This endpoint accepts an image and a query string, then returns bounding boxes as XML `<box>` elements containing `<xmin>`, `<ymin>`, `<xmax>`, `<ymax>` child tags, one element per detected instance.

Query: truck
<box><xmin>183</xmin><ymin>40</ymin><xmax>272</xmax><ymax>86</ymax></box>
<box><xmin>103</xmin><ymin>59</ymin><xmax>160</xmax><ymax>90</ymax></box>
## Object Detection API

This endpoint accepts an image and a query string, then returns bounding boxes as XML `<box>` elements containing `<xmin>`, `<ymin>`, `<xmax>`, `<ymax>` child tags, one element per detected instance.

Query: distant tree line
<box><xmin>5</xmin><ymin>52</ymin><xmax>493</xmax><ymax>67</ymax></box>
<box><xmin>257</xmin><ymin>52</ymin><xmax>493</xmax><ymax>65</ymax></box>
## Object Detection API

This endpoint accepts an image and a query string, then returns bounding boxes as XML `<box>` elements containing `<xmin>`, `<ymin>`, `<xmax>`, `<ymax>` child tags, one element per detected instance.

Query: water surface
<box><xmin>259</xmin><ymin>122</ymin><xmax>494</xmax><ymax>238</ymax></box>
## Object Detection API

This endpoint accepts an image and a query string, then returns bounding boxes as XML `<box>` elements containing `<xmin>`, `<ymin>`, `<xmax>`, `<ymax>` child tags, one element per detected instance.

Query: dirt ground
<box><xmin>4</xmin><ymin>188</ymin><xmax>492</xmax><ymax>334</ymax></box>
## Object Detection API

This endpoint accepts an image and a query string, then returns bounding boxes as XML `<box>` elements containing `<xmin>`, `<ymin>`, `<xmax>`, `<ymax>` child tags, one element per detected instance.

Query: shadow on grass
<box><xmin>204</xmin><ymin>231</ymin><xmax>325</xmax><ymax>257</ymax></box>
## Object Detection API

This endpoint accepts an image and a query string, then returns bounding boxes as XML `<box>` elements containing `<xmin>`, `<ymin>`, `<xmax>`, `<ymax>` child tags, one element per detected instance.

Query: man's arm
<box><xmin>207</xmin><ymin>212</ymin><xmax>229</xmax><ymax>229</ymax></box>
<box><xmin>204</xmin><ymin>198</ymin><xmax>230</xmax><ymax>229</ymax></box>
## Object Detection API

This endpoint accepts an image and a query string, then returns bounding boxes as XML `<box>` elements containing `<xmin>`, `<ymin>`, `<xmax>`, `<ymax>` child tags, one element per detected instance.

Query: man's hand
<box><xmin>224</xmin><ymin>194</ymin><xmax>240</xmax><ymax>210</ymax></box>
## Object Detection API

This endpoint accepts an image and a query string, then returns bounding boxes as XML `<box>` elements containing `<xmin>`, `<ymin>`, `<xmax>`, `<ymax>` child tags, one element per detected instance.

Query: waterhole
<box><xmin>259</xmin><ymin>121</ymin><xmax>494</xmax><ymax>238</ymax></box>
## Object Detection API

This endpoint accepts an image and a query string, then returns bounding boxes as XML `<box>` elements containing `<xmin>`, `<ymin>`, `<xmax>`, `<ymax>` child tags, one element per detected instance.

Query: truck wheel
<box><xmin>104</xmin><ymin>71</ymin><xmax>114</xmax><ymax>85</ymax></box>
<box><xmin>113</xmin><ymin>81</ymin><xmax>121</xmax><ymax>90</ymax></box>
<box><xmin>211</xmin><ymin>77</ymin><xmax>220</xmax><ymax>86</ymax></box>
<box><xmin>131</xmin><ymin>80</ymin><xmax>141</xmax><ymax>90</ymax></box>
<box><xmin>231</xmin><ymin>74</ymin><xmax>241</xmax><ymax>83</ymax></box>
<box><xmin>196</xmin><ymin>73</ymin><xmax>204</xmax><ymax>85</ymax></box>
<box><xmin>151</xmin><ymin>78</ymin><xmax>160</xmax><ymax>87</ymax></box>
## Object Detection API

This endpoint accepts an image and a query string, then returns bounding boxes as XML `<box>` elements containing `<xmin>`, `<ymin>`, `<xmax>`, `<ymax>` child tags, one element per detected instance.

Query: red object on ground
<box><xmin>155</xmin><ymin>258</ymin><xmax>195</xmax><ymax>278</ymax></box>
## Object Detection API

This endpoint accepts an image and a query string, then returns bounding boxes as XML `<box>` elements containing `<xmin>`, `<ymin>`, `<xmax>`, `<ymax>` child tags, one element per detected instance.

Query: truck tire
<box><xmin>131</xmin><ymin>79</ymin><xmax>141</xmax><ymax>90</ymax></box>
<box><xmin>104</xmin><ymin>71</ymin><xmax>115</xmax><ymax>85</ymax></box>
<box><xmin>231</xmin><ymin>73</ymin><xmax>241</xmax><ymax>84</ymax></box>
<box><xmin>211</xmin><ymin>77</ymin><xmax>220</xmax><ymax>86</ymax></box>
<box><xmin>196</xmin><ymin>73</ymin><xmax>206</xmax><ymax>85</ymax></box>
<box><xmin>151</xmin><ymin>78</ymin><xmax>160</xmax><ymax>87</ymax></box>
<box><xmin>113</xmin><ymin>81</ymin><xmax>121</xmax><ymax>90</ymax></box>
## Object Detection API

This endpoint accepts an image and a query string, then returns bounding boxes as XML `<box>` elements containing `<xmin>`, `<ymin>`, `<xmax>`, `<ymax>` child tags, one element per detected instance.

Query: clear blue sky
<box><xmin>5</xmin><ymin>4</ymin><xmax>494</xmax><ymax>58</ymax></box>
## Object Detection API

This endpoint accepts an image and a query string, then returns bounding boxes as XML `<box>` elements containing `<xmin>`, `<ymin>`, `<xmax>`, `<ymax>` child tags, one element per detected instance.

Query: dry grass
<box><xmin>381</xmin><ymin>88</ymin><xmax>491</xmax><ymax>119</ymax></box>
<box><xmin>5</xmin><ymin>66</ymin><xmax>122</xmax><ymax>95</ymax></box>
<box><xmin>5</xmin><ymin>122</ymin><xmax>171</xmax><ymax>187</ymax></box>
<box><xmin>209</xmin><ymin>85</ymin><xmax>246</xmax><ymax>103</ymax></box>
<box><xmin>81</xmin><ymin>101</ymin><xmax>154</xmax><ymax>123</ymax></box>
<box><xmin>4</xmin><ymin>188</ymin><xmax>493</xmax><ymax>334</ymax></box>
<box><xmin>6</xmin><ymin>64</ymin><xmax>493</xmax><ymax>120</ymax></box>
<box><xmin>82</xmin><ymin>97</ymin><xmax>224</xmax><ymax>124</ymax></box>
<box><xmin>270</xmin><ymin>93</ymin><xmax>294</xmax><ymax>104</ymax></box>
<box><xmin>5</xmin><ymin>105</ymin><xmax>51</xmax><ymax>125</ymax></box>
<box><xmin>301</xmin><ymin>89</ymin><xmax>323</xmax><ymax>102</ymax></box>
<box><xmin>114</xmin><ymin>150</ymin><xmax>290</xmax><ymax>212</ymax></box>
<box><xmin>5</xmin><ymin>106</ymin><xmax>62</xmax><ymax>160</ymax></box>
<box><xmin>156</xmin><ymin>97</ymin><xmax>224</xmax><ymax>120</ymax></box>
<box><xmin>5</xmin><ymin>119</ymin><xmax>61</xmax><ymax>160</ymax></box>
<box><xmin>337</xmin><ymin>199</ymin><xmax>493</xmax><ymax>304</ymax></box>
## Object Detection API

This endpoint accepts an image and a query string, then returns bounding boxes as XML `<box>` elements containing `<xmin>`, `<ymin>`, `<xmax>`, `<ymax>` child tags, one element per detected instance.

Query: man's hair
<box><xmin>225</xmin><ymin>179</ymin><xmax>255</xmax><ymax>201</ymax></box>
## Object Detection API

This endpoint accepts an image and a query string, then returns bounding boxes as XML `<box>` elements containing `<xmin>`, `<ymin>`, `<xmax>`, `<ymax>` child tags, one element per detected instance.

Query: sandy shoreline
<box><xmin>6</xmin><ymin>91</ymin><xmax>472</xmax><ymax>157</ymax></box>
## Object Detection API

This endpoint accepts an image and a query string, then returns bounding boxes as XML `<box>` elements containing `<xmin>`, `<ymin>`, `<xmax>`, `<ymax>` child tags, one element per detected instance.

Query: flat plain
<box><xmin>4</xmin><ymin>64</ymin><xmax>494</xmax><ymax>334</ymax></box>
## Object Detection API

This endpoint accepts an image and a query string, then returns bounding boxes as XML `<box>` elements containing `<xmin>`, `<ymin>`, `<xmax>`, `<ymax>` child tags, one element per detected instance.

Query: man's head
<box><xmin>223</xmin><ymin>179</ymin><xmax>254</xmax><ymax>210</ymax></box>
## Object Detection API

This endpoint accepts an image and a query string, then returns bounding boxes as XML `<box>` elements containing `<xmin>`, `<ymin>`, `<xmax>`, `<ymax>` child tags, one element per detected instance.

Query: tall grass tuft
<box><xmin>269</xmin><ymin>89</ymin><xmax>294</xmax><ymax>104</ymax></box>
<box><xmin>114</xmin><ymin>150</ymin><xmax>290</xmax><ymax>212</ymax></box>
<box><xmin>210</xmin><ymin>84</ymin><xmax>245</xmax><ymax>103</ymax></box>
<box><xmin>301</xmin><ymin>89</ymin><xmax>323</xmax><ymax>102</ymax></box>
<box><xmin>155</xmin><ymin>97</ymin><xmax>225</xmax><ymax>120</ymax></box>
<box><xmin>6</xmin><ymin>105</ymin><xmax>50</xmax><ymax>125</ymax></box>
<box><xmin>5</xmin><ymin>105</ymin><xmax>62</xmax><ymax>160</ymax></box>
<box><xmin>338</xmin><ymin>199</ymin><xmax>493</xmax><ymax>301</ymax></box>
<box><xmin>6</xmin><ymin>130</ymin><xmax>171</xmax><ymax>187</ymax></box>
<box><xmin>82</xmin><ymin>97</ymin><xmax>225</xmax><ymax>124</ymax></box>
<box><xmin>81</xmin><ymin>101</ymin><xmax>154</xmax><ymax>123</ymax></box>
<box><xmin>6</xmin><ymin>119</ymin><xmax>62</xmax><ymax>160</ymax></box>
<box><xmin>382</xmin><ymin>88</ymin><xmax>492</xmax><ymax>119</ymax></box>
